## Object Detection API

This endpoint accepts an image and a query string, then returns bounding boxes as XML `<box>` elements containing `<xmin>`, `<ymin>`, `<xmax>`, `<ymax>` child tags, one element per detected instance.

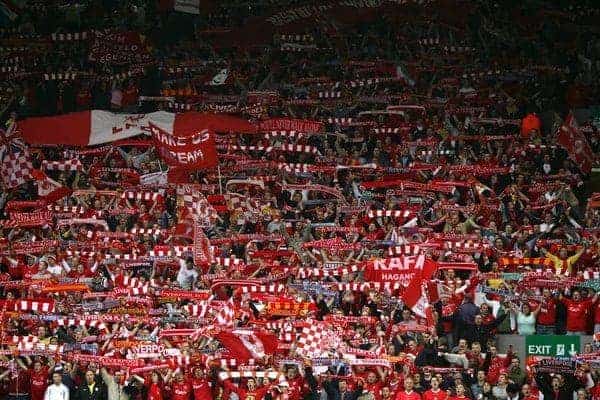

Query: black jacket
<box><xmin>535</xmin><ymin>373</ymin><xmax>582</xmax><ymax>400</ymax></box>
<box><xmin>461</xmin><ymin>313</ymin><xmax>508</xmax><ymax>350</ymax></box>
<box><xmin>322</xmin><ymin>379</ymin><xmax>364</xmax><ymax>400</ymax></box>
<box><xmin>74</xmin><ymin>383</ymin><xmax>107</xmax><ymax>400</ymax></box>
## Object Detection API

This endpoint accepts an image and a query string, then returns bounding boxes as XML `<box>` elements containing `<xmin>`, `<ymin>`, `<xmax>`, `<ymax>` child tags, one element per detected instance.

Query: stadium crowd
<box><xmin>1</xmin><ymin>1</ymin><xmax>600</xmax><ymax>400</ymax></box>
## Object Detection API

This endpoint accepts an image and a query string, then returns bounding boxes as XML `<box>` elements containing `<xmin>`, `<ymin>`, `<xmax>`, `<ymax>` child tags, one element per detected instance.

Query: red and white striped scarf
<box><xmin>41</xmin><ymin>159</ymin><xmax>83</xmax><ymax>171</ymax></box>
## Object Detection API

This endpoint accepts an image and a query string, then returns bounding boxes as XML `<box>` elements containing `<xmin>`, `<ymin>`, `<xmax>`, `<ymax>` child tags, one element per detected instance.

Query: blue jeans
<box><xmin>536</xmin><ymin>324</ymin><xmax>555</xmax><ymax>335</ymax></box>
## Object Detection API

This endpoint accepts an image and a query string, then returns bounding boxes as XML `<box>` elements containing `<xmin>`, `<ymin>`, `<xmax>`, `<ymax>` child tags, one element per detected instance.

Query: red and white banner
<box><xmin>19</xmin><ymin>111</ymin><xmax>175</xmax><ymax>146</ymax></box>
<box><xmin>19</xmin><ymin>111</ymin><xmax>258</xmax><ymax>147</ymax></box>
<box><xmin>149</xmin><ymin>122</ymin><xmax>217</xmax><ymax>169</ymax></box>
<box><xmin>3</xmin><ymin>211</ymin><xmax>52</xmax><ymax>228</ymax></box>
<box><xmin>215</xmin><ymin>330</ymin><xmax>279</xmax><ymax>362</ymax></box>
<box><xmin>556</xmin><ymin>113</ymin><xmax>594</xmax><ymax>174</ymax></box>
<box><xmin>89</xmin><ymin>30</ymin><xmax>151</xmax><ymax>66</ymax></box>
<box><xmin>403</xmin><ymin>258</ymin><xmax>438</xmax><ymax>318</ymax></box>
<box><xmin>259</xmin><ymin>118</ymin><xmax>323</xmax><ymax>133</ymax></box>
<box><xmin>363</xmin><ymin>255</ymin><xmax>426</xmax><ymax>286</ymax></box>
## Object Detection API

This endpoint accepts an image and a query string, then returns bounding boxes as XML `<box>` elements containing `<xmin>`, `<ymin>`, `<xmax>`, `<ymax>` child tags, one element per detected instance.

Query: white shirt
<box><xmin>176</xmin><ymin>259</ymin><xmax>198</xmax><ymax>289</ymax></box>
<box><xmin>44</xmin><ymin>383</ymin><xmax>70</xmax><ymax>400</ymax></box>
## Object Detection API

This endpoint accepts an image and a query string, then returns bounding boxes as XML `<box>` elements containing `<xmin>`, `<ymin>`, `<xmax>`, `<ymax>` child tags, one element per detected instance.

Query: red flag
<box><xmin>215</xmin><ymin>329</ymin><xmax>279</xmax><ymax>362</ymax></box>
<box><xmin>556</xmin><ymin>113</ymin><xmax>594</xmax><ymax>174</ymax></box>
<box><xmin>403</xmin><ymin>258</ymin><xmax>438</xmax><ymax>318</ymax></box>
<box><xmin>149</xmin><ymin>122</ymin><xmax>217</xmax><ymax>170</ymax></box>
<box><xmin>31</xmin><ymin>170</ymin><xmax>72</xmax><ymax>202</ymax></box>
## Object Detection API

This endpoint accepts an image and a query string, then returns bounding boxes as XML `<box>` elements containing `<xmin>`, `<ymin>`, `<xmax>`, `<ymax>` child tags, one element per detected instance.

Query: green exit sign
<box><xmin>525</xmin><ymin>335</ymin><xmax>580</xmax><ymax>357</ymax></box>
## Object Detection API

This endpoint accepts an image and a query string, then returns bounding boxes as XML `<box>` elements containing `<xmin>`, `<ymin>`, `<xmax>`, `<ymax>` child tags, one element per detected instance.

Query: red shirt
<box><xmin>537</xmin><ymin>299</ymin><xmax>557</xmax><ymax>325</ymax></box>
<box><xmin>122</xmin><ymin>86</ymin><xmax>139</xmax><ymax>106</ymax></box>
<box><xmin>172</xmin><ymin>381</ymin><xmax>192</xmax><ymax>400</ymax></box>
<box><xmin>590</xmin><ymin>384</ymin><xmax>600</xmax><ymax>400</ymax></box>
<box><xmin>562</xmin><ymin>298</ymin><xmax>593</xmax><ymax>332</ymax></box>
<box><xmin>286</xmin><ymin>376</ymin><xmax>305</xmax><ymax>400</ymax></box>
<box><xmin>149</xmin><ymin>384</ymin><xmax>163</xmax><ymax>400</ymax></box>
<box><xmin>449</xmin><ymin>396</ymin><xmax>469</xmax><ymax>400</ymax></box>
<box><xmin>440</xmin><ymin>303</ymin><xmax>457</xmax><ymax>333</ymax></box>
<box><xmin>594</xmin><ymin>302</ymin><xmax>600</xmax><ymax>324</ymax></box>
<box><xmin>9</xmin><ymin>368</ymin><xmax>30</xmax><ymax>394</ymax></box>
<box><xmin>191</xmin><ymin>377</ymin><xmax>212</xmax><ymax>400</ymax></box>
<box><xmin>423</xmin><ymin>389</ymin><xmax>449</xmax><ymax>400</ymax></box>
<box><xmin>223</xmin><ymin>380</ymin><xmax>270</xmax><ymax>400</ymax></box>
<box><xmin>487</xmin><ymin>355</ymin><xmax>510</xmax><ymax>384</ymax></box>
<box><xmin>7</xmin><ymin>262</ymin><xmax>24</xmax><ymax>279</ymax></box>
<box><xmin>364</xmin><ymin>381</ymin><xmax>384</xmax><ymax>400</ymax></box>
<box><xmin>30</xmin><ymin>368</ymin><xmax>48</xmax><ymax>400</ymax></box>
<box><xmin>395</xmin><ymin>390</ymin><xmax>422</xmax><ymax>400</ymax></box>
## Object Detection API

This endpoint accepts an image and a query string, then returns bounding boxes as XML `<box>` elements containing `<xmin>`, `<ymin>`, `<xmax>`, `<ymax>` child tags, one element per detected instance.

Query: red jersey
<box><xmin>562</xmin><ymin>298</ymin><xmax>593</xmax><ymax>332</ymax></box>
<box><xmin>286</xmin><ymin>376</ymin><xmax>306</xmax><ymax>400</ymax></box>
<box><xmin>148</xmin><ymin>383</ymin><xmax>163</xmax><ymax>400</ymax></box>
<box><xmin>30</xmin><ymin>368</ymin><xmax>48</xmax><ymax>400</ymax></box>
<box><xmin>122</xmin><ymin>86</ymin><xmax>139</xmax><ymax>106</ymax></box>
<box><xmin>423</xmin><ymin>389</ymin><xmax>449</xmax><ymax>400</ymax></box>
<box><xmin>537</xmin><ymin>299</ymin><xmax>557</xmax><ymax>325</ymax></box>
<box><xmin>9</xmin><ymin>368</ymin><xmax>30</xmax><ymax>394</ymax></box>
<box><xmin>449</xmin><ymin>395</ymin><xmax>469</xmax><ymax>400</ymax></box>
<box><xmin>364</xmin><ymin>381</ymin><xmax>384</xmax><ymax>400</ymax></box>
<box><xmin>172</xmin><ymin>381</ymin><xmax>192</xmax><ymax>400</ymax></box>
<box><xmin>590</xmin><ymin>384</ymin><xmax>600</xmax><ymax>400</ymax></box>
<box><xmin>395</xmin><ymin>390</ymin><xmax>422</xmax><ymax>400</ymax></box>
<box><xmin>8</xmin><ymin>261</ymin><xmax>24</xmax><ymax>279</ymax></box>
<box><xmin>223</xmin><ymin>380</ymin><xmax>270</xmax><ymax>400</ymax></box>
<box><xmin>191</xmin><ymin>377</ymin><xmax>212</xmax><ymax>400</ymax></box>
<box><xmin>440</xmin><ymin>303</ymin><xmax>457</xmax><ymax>333</ymax></box>
<box><xmin>487</xmin><ymin>355</ymin><xmax>510</xmax><ymax>384</ymax></box>
<box><xmin>76</xmin><ymin>89</ymin><xmax>91</xmax><ymax>108</ymax></box>
<box><xmin>594</xmin><ymin>302</ymin><xmax>600</xmax><ymax>324</ymax></box>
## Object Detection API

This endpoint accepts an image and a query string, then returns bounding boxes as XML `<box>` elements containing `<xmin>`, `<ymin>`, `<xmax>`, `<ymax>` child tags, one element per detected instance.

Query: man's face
<box><xmin>33</xmin><ymin>362</ymin><xmax>42</xmax><ymax>372</ymax></box>
<box><xmin>382</xmin><ymin>387</ymin><xmax>391</xmax><ymax>398</ymax></box>
<box><xmin>573</xmin><ymin>291</ymin><xmax>582</xmax><ymax>301</ymax></box>
<box><xmin>86</xmin><ymin>370</ymin><xmax>95</xmax><ymax>384</ymax></box>
<box><xmin>286</xmin><ymin>367</ymin><xmax>297</xmax><ymax>380</ymax></box>
<box><xmin>559</xmin><ymin>249</ymin><xmax>568</xmax><ymax>258</ymax></box>
<box><xmin>367</xmin><ymin>372</ymin><xmax>377</xmax><ymax>383</ymax></box>
<box><xmin>247</xmin><ymin>379</ymin><xmax>256</xmax><ymax>391</ymax></box>
<box><xmin>53</xmin><ymin>373</ymin><xmax>62</xmax><ymax>385</ymax></box>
